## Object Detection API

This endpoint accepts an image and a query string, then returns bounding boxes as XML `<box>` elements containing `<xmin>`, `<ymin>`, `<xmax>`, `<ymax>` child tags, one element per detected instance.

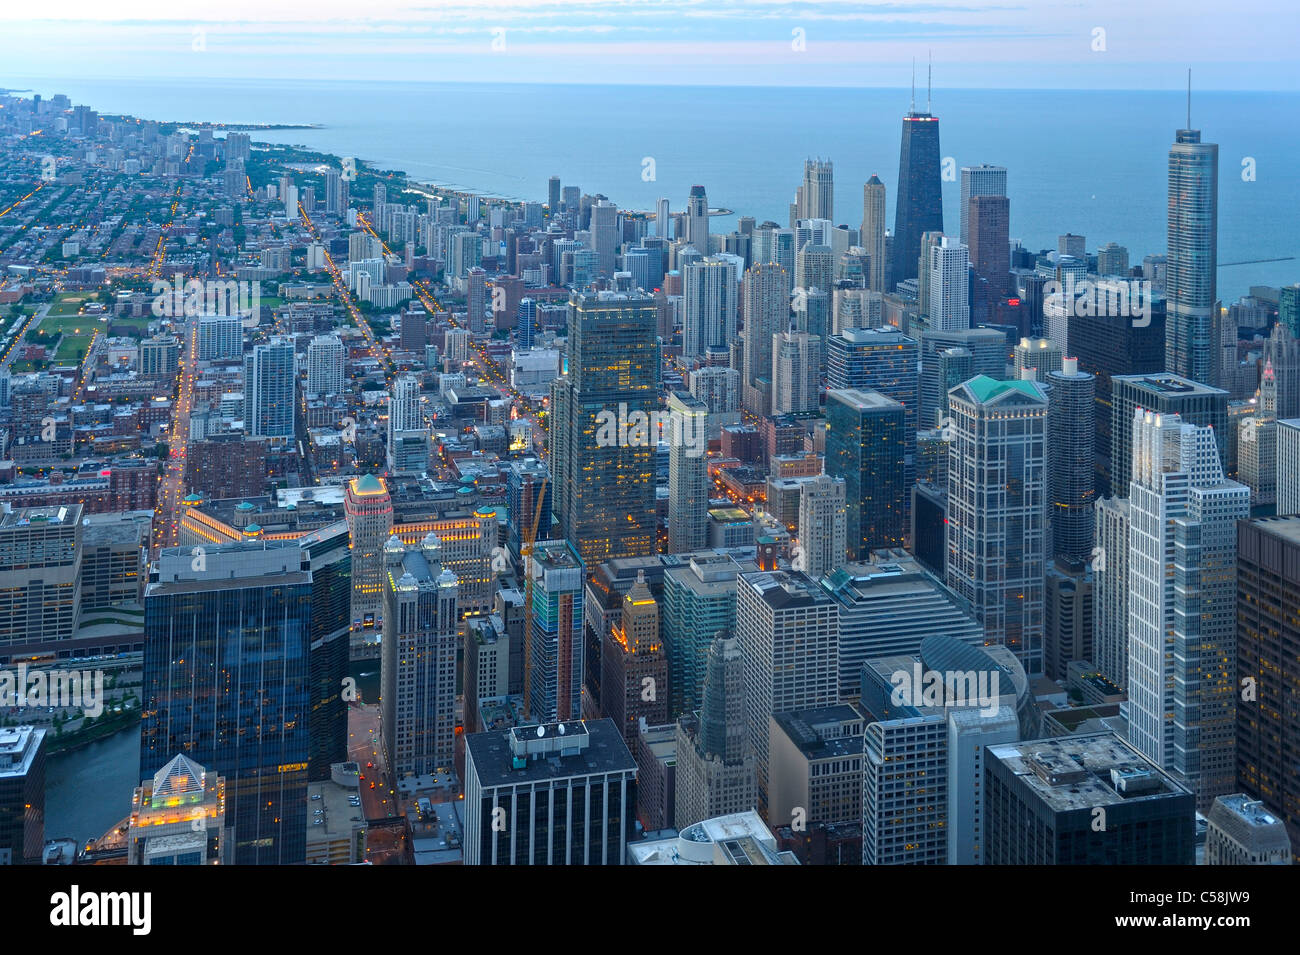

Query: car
<box><xmin>311</xmin><ymin>794</ymin><xmax>321</xmax><ymax>801</ymax></box>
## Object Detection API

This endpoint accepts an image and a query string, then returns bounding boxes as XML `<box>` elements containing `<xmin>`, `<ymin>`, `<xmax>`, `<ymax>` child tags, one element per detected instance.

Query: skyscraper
<box><xmin>959</xmin><ymin>164</ymin><xmax>1007</xmax><ymax>247</ymax></box>
<box><xmin>1013</xmin><ymin>337</ymin><xmax>1063</xmax><ymax>381</ymax></box>
<box><xmin>656</xmin><ymin>197</ymin><xmax>671</xmax><ymax>240</ymax></box>
<box><xmin>771</xmin><ymin>329</ymin><xmax>820</xmax><ymax>415</ymax></box>
<box><xmin>861</xmin><ymin>175</ymin><xmax>887</xmax><ymax>293</ymax></box>
<box><xmin>141</xmin><ymin>541</ymin><xmax>311</xmax><ymax>865</ymax></box>
<box><xmin>667</xmin><ymin>391</ymin><xmax>709</xmax><ymax>554</ymax></box>
<box><xmin>1166</xmin><ymin>115</ymin><xmax>1219</xmax><ymax>385</ymax></box>
<box><xmin>927</xmin><ymin>236</ymin><xmax>969</xmax><ymax>332</ymax></box>
<box><xmin>1236</xmin><ymin>516</ymin><xmax>1300</xmax><ymax>856</ymax></box>
<box><xmin>1110</xmin><ymin>374</ymin><xmax>1228</xmax><ymax>496</ymax></box>
<box><xmin>549</xmin><ymin>291</ymin><xmax>659</xmax><ymax>566</ymax></box>
<box><xmin>946</xmin><ymin>376</ymin><xmax>1049</xmax><ymax>675</ymax></box>
<box><xmin>344</xmin><ymin>474</ymin><xmax>394</xmax><ymax>633</ymax></box>
<box><xmin>735</xmin><ymin>570</ymin><xmax>838</xmax><ymax>814</ymax></box>
<box><xmin>381</xmin><ymin>533</ymin><xmax>459</xmax><ymax>776</ymax></box>
<box><xmin>968</xmin><ymin>193</ymin><xmax>1011</xmax><ymax>303</ymax></box>
<box><xmin>466</xmin><ymin>266</ymin><xmax>487</xmax><ymax>335</ymax></box>
<box><xmin>1047</xmin><ymin>361</ymin><xmax>1097</xmax><ymax>563</ymax></box>
<box><xmin>1127</xmin><ymin>409</ymin><xmax>1249</xmax><ymax>810</ymax></box>
<box><xmin>1093</xmin><ymin>496</ymin><xmax>1131</xmax><ymax>689</ymax></box>
<box><xmin>682</xmin><ymin>258</ymin><xmax>736</xmax><ymax>360</ymax></box>
<box><xmin>591</xmin><ymin>199</ymin><xmax>619</xmax><ymax>276</ymax></box>
<box><xmin>686</xmin><ymin>185</ymin><xmax>709</xmax><ymax>251</ymax></box>
<box><xmin>547</xmin><ymin>175</ymin><xmax>561</xmax><ymax>211</ymax></box>
<box><xmin>741</xmin><ymin>262</ymin><xmax>789</xmax><ymax>415</ymax></box>
<box><xmin>0</xmin><ymin>726</ymin><xmax>45</xmax><ymax>865</ymax></box>
<box><xmin>527</xmin><ymin>540</ymin><xmax>585</xmax><ymax>722</ymax></box>
<box><xmin>305</xmin><ymin>334</ymin><xmax>344</xmax><ymax>396</ymax></box>
<box><xmin>797</xmin><ymin>158</ymin><xmax>834</xmax><ymax>222</ymax></box>
<box><xmin>463</xmin><ymin>719</ymin><xmax>636</xmax><ymax>866</ymax></box>
<box><xmin>387</xmin><ymin>374</ymin><xmax>428</xmax><ymax>476</ymax></box>
<box><xmin>825</xmin><ymin>388</ymin><xmax>907</xmax><ymax>559</ymax></box>
<box><xmin>674</xmin><ymin>635</ymin><xmax>759</xmax><ymax>828</ymax></box>
<box><xmin>891</xmin><ymin>85</ymin><xmax>943</xmax><ymax>294</ymax></box>
<box><xmin>796</xmin><ymin>473</ymin><xmax>847</xmax><ymax>579</ymax></box>
<box><xmin>248</xmin><ymin>338</ymin><xmax>295</xmax><ymax>439</ymax></box>
<box><xmin>600</xmin><ymin>571</ymin><xmax>668</xmax><ymax>745</ymax></box>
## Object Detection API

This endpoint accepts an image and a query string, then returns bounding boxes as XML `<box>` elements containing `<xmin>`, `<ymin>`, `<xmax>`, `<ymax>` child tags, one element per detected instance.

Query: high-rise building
<box><xmin>741</xmin><ymin>263</ymin><xmax>789</xmax><ymax>415</ymax></box>
<box><xmin>1279</xmin><ymin>419</ymin><xmax>1300</xmax><ymax>516</ymax></box>
<box><xmin>861</xmin><ymin>175</ymin><xmax>887</xmax><ymax>293</ymax></box>
<box><xmin>463</xmin><ymin>719</ymin><xmax>637</xmax><ymax>865</ymax></box>
<box><xmin>1204</xmin><ymin>794</ymin><xmax>1293</xmax><ymax>865</ymax></box>
<box><xmin>141</xmin><ymin>541</ymin><xmax>311</xmax><ymax>865</ymax></box>
<box><xmin>796</xmin><ymin>473</ymin><xmax>847</xmax><ymax>579</ymax></box>
<box><xmin>127</xmin><ymin>754</ymin><xmax>226</xmax><ymax>865</ymax></box>
<box><xmin>917</xmin><ymin>326</ymin><xmax>1007</xmax><ymax>429</ymax></box>
<box><xmin>386</xmin><ymin>375</ymin><xmax>428</xmax><ymax>476</ymax></box>
<box><xmin>771</xmin><ymin>329</ymin><xmax>820</xmax><ymax>415</ymax></box>
<box><xmin>248</xmin><ymin>338</ymin><xmax>295</xmax><ymax>439</ymax></box>
<box><xmin>984</xmin><ymin>733</ymin><xmax>1195</xmax><ymax>864</ymax></box>
<box><xmin>1013</xmin><ymin>337</ymin><xmax>1063</xmax><ymax>381</ymax></box>
<box><xmin>1238</xmin><ymin>416</ymin><xmax>1277</xmax><ymax>505</ymax></box>
<box><xmin>306</xmin><ymin>334</ymin><xmax>344</xmax><ymax>396</ymax></box>
<box><xmin>0</xmin><ymin>505</ymin><xmax>82</xmax><ymax>658</ymax></box>
<box><xmin>466</xmin><ymin>267</ymin><xmax>487</xmax><ymax>335</ymax></box>
<box><xmin>794</xmin><ymin>243</ymin><xmax>834</xmax><ymax>297</ymax></box>
<box><xmin>667</xmin><ymin>392</ymin><xmax>709</xmax><ymax>554</ymax></box>
<box><xmin>590</xmin><ymin>199</ymin><xmax>619</xmax><ymax>276</ymax></box>
<box><xmin>797</xmin><ymin>158</ymin><xmax>834</xmax><ymax>221</ymax></box>
<box><xmin>968</xmin><ymin>194</ymin><xmax>1011</xmax><ymax>308</ymax></box>
<box><xmin>661</xmin><ymin>552</ymin><xmax>757</xmax><ymax>717</ymax></box>
<box><xmin>549</xmin><ymin>292</ymin><xmax>659</xmax><ymax>566</ymax></box>
<box><xmin>527</xmin><ymin>540</ymin><xmax>585</xmax><ymax>722</ymax></box>
<box><xmin>299</xmin><ymin>523</ymin><xmax>351</xmax><ymax>781</ymax></box>
<box><xmin>674</xmin><ymin>635</ymin><xmax>759</xmax><ymax>828</ymax></box>
<box><xmin>506</xmin><ymin>458</ymin><xmax>551</xmax><ymax>563</ymax></box>
<box><xmin>381</xmin><ymin>534</ymin><xmax>459</xmax><ymax>776</ymax></box>
<box><xmin>547</xmin><ymin>175</ymin><xmax>561</xmax><ymax>211</ymax></box>
<box><xmin>927</xmin><ymin>236</ymin><xmax>970</xmax><ymax>331</ymax></box>
<box><xmin>1260</xmin><ymin>321</ymin><xmax>1300</xmax><ymax>420</ymax></box>
<box><xmin>686</xmin><ymin>185</ymin><xmax>709</xmax><ymax>251</ymax></box>
<box><xmin>825</xmin><ymin>389</ymin><xmax>907</xmax><ymax>560</ymax></box>
<box><xmin>1093</xmin><ymin>495</ymin><xmax>1131</xmax><ymax>689</ymax></box>
<box><xmin>1236</xmin><ymin>515</ymin><xmax>1300</xmax><ymax>856</ymax></box>
<box><xmin>1110</xmin><ymin>374</ymin><xmax>1228</xmax><ymax>499</ymax></box>
<box><xmin>946</xmin><ymin>376</ymin><xmax>1049</xmax><ymax>675</ymax></box>
<box><xmin>682</xmin><ymin>258</ymin><xmax>736</xmax><ymax>360</ymax></box>
<box><xmin>344</xmin><ymin>474</ymin><xmax>394</xmax><ymax>633</ymax></box>
<box><xmin>891</xmin><ymin>93</ymin><xmax>943</xmax><ymax>293</ymax></box>
<box><xmin>516</xmin><ymin>297</ymin><xmax>537</xmax><ymax>349</ymax></box>
<box><xmin>959</xmin><ymin>164</ymin><xmax>1007</xmax><ymax>247</ymax></box>
<box><xmin>0</xmin><ymin>726</ymin><xmax>45</xmax><ymax>865</ymax></box>
<box><xmin>1166</xmin><ymin>122</ymin><xmax>1219</xmax><ymax>385</ymax></box>
<box><xmin>1047</xmin><ymin>360</ymin><xmax>1097</xmax><ymax>563</ymax></box>
<box><xmin>1097</xmin><ymin>242</ymin><xmax>1130</xmax><ymax>276</ymax></box>
<box><xmin>600</xmin><ymin>571</ymin><xmax>668</xmax><ymax>745</ymax></box>
<box><xmin>1127</xmin><ymin>409</ymin><xmax>1249</xmax><ymax>810</ymax></box>
<box><xmin>735</xmin><ymin>570</ymin><xmax>838</xmax><ymax>813</ymax></box>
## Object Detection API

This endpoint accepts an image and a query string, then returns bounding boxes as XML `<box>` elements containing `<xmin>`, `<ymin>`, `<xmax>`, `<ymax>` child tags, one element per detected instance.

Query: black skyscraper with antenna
<box><xmin>890</xmin><ymin>56</ymin><xmax>944</xmax><ymax>295</ymax></box>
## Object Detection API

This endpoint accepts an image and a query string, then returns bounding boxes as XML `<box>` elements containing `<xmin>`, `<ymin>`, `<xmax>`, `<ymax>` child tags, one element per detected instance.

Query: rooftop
<box><xmin>465</xmin><ymin>718</ymin><xmax>635</xmax><ymax>790</ymax></box>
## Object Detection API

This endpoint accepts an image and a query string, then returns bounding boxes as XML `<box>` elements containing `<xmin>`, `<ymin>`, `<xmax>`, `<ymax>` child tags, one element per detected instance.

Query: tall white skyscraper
<box><xmin>771</xmin><ymin>329</ymin><xmax>820</xmax><ymax>415</ymax></box>
<box><xmin>796</xmin><ymin>158</ymin><xmax>834</xmax><ymax>222</ymax></box>
<box><xmin>959</xmin><ymin>164</ymin><xmax>1007</xmax><ymax>247</ymax></box>
<box><xmin>861</xmin><ymin>175</ymin><xmax>887</xmax><ymax>294</ymax></box>
<box><xmin>667</xmin><ymin>391</ymin><xmax>710</xmax><ymax>554</ymax></box>
<box><xmin>284</xmin><ymin>183</ymin><xmax>299</xmax><ymax>221</ymax></box>
<box><xmin>946</xmin><ymin>376</ymin><xmax>1048</xmax><ymax>675</ymax></box>
<box><xmin>928</xmin><ymin>236</ymin><xmax>970</xmax><ymax>332</ymax></box>
<box><xmin>387</xmin><ymin>374</ymin><xmax>428</xmax><ymax>476</ymax></box>
<box><xmin>796</xmin><ymin>474</ymin><xmax>847</xmax><ymax>579</ymax></box>
<box><xmin>741</xmin><ymin>263</ymin><xmax>790</xmax><ymax>415</ymax></box>
<box><xmin>306</xmin><ymin>334</ymin><xmax>345</xmax><ymax>396</ymax></box>
<box><xmin>735</xmin><ymin>570</ymin><xmax>838</xmax><ymax>813</ymax></box>
<box><xmin>1093</xmin><ymin>495</ymin><xmax>1131</xmax><ymax>690</ymax></box>
<box><xmin>1126</xmin><ymin>409</ymin><xmax>1249</xmax><ymax>811</ymax></box>
<box><xmin>682</xmin><ymin>258</ymin><xmax>736</xmax><ymax>360</ymax></box>
<box><xmin>656</xmin><ymin>198</ymin><xmax>671</xmax><ymax>240</ymax></box>
<box><xmin>248</xmin><ymin>338</ymin><xmax>295</xmax><ymax>439</ymax></box>
<box><xmin>686</xmin><ymin>185</ymin><xmax>709</xmax><ymax>252</ymax></box>
<box><xmin>591</xmin><ymin>199</ymin><xmax>619</xmax><ymax>276</ymax></box>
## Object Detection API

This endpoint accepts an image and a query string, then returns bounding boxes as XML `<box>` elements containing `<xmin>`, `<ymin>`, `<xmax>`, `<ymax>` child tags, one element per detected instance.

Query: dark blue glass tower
<box><xmin>140</xmin><ymin>541</ymin><xmax>312</xmax><ymax>865</ymax></box>
<box><xmin>890</xmin><ymin>99</ymin><xmax>943</xmax><ymax>294</ymax></box>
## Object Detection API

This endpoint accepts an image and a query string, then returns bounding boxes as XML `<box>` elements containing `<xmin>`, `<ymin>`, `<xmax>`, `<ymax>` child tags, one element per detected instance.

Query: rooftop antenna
<box><xmin>927</xmin><ymin>50</ymin><xmax>932</xmax><ymax>113</ymax></box>
<box><xmin>1186</xmin><ymin>68</ymin><xmax>1192</xmax><ymax>128</ymax></box>
<box><xmin>910</xmin><ymin>58</ymin><xmax>916</xmax><ymax>112</ymax></box>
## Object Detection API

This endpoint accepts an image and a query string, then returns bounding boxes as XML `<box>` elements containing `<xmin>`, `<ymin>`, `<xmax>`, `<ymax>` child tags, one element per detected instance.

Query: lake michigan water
<box><xmin>12</xmin><ymin>76</ymin><xmax>1300</xmax><ymax>302</ymax></box>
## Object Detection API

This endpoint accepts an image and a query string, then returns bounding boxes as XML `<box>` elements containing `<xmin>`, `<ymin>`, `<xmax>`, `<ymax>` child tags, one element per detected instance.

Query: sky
<box><xmin>0</xmin><ymin>0</ymin><xmax>1295</xmax><ymax>90</ymax></box>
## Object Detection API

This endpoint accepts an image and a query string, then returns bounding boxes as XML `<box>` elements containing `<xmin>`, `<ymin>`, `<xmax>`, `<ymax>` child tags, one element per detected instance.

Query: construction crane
<box><xmin>521</xmin><ymin>473</ymin><xmax>549</xmax><ymax>722</ymax></box>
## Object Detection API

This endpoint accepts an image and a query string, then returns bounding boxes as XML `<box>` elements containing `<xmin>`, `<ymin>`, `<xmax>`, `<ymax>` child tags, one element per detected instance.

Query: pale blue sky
<box><xmin>1</xmin><ymin>0</ymin><xmax>1296</xmax><ymax>90</ymax></box>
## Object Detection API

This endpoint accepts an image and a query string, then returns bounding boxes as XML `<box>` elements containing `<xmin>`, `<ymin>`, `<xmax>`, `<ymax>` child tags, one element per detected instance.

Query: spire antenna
<box><xmin>1186</xmin><ymin>67</ymin><xmax>1192</xmax><ymax>128</ymax></box>
<box><xmin>911</xmin><ymin>58</ymin><xmax>916</xmax><ymax>112</ymax></box>
<box><xmin>927</xmin><ymin>50</ymin><xmax>932</xmax><ymax>113</ymax></box>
